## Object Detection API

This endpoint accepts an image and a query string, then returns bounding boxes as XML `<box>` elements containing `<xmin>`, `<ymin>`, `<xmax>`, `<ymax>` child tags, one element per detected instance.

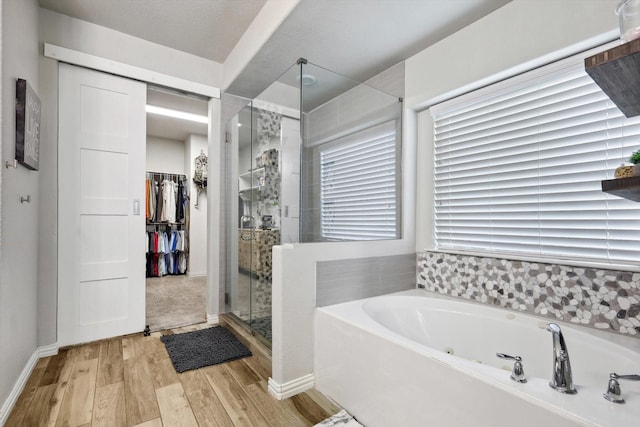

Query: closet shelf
<box><xmin>601</xmin><ymin>176</ymin><xmax>640</xmax><ymax>202</ymax></box>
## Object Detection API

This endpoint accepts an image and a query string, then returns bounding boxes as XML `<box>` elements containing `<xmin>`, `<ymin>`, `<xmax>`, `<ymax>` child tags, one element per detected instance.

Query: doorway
<box><xmin>144</xmin><ymin>86</ymin><xmax>210</xmax><ymax>332</ymax></box>
<box><xmin>57</xmin><ymin>62</ymin><xmax>214</xmax><ymax>346</ymax></box>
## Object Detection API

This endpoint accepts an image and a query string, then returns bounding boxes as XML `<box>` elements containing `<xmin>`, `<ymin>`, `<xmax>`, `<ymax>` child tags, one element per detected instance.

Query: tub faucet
<box><xmin>546</xmin><ymin>323</ymin><xmax>577</xmax><ymax>394</ymax></box>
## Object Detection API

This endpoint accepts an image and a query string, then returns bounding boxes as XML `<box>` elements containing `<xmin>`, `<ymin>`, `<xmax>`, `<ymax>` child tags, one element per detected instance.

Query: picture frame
<box><xmin>15</xmin><ymin>78</ymin><xmax>40</xmax><ymax>170</ymax></box>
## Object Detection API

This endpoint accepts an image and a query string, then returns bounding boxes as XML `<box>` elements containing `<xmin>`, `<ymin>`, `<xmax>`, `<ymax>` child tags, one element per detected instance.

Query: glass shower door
<box><xmin>223</xmin><ymin>62</ymin><xmax>302</xmax><ymax>345</ymax></box>
<box><xmin>223</xmin><ymin>97</ymin><xmax>275</xmax><ymax>344</ymax></box>
<box><xmin>223</xmin><ymin>99</ymin><xmax>253</xmax><ymax>328</ymax></box>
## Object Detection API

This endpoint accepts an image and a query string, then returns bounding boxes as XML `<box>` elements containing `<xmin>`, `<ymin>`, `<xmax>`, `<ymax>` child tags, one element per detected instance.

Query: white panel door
<box><xmin>58</xmin><ymin>63</ymin><xmax>146</xmax><ymax>346</ymax></box>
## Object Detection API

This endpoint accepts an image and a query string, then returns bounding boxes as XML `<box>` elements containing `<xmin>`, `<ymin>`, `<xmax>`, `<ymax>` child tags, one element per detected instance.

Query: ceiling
<box><xmin>38</xmin><ymin>0</ymin><xmax>512</xmax><ymax>140</ymax></box>
<box><xmin>226</xmin><ymin>0</ymin><xmax>512</xmax><ymax>99</ymax></box>
<box><xmin>146</xmin><ymin>87</ymin><xmax>209</xmax><ymax>141</ymax></box>
<box><xmin>38</xmin><ymin>0</ymin><xmax>267</xmax><ymax>63</ymax></box>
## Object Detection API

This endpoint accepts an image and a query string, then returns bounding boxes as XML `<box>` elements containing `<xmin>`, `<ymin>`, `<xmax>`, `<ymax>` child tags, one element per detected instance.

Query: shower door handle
<box><xmin>240</xmin><ymin>215</ymin><xmax>255</xmax><ymax>240</ymax></box>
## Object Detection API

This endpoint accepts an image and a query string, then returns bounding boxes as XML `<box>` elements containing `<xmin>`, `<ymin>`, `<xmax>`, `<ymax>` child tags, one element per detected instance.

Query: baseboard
<box><xmin>268</xmin><ymin>374</ymin><xmax>315</xmax><ymax>400</ymax></box>
<box><xmin>207</xmin><ymin>313</ymin><xmax>219</xmax><ymax>324</ymax></box>
<box><xmin>0</xmin><ymin>343</ymin><xmax>59</xmax><ymax>424</ymax></box>
<box><xmin>38</xmin><ymin>343</ymin><xmax>59</xmax><ymax>358</ymax></box>
<box><xmin>187</xmin><ymin>272</ymin><xmax>206</xmax><ymax>278</ymax></box>
<box><xmin>0</xmin><ymin>349</ymin><xmax>39</xmax><ymax>425</ymax></box>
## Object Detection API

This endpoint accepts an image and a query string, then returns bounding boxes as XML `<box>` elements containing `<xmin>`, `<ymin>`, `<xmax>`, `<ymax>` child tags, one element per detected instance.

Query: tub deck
<box><xmin>315</xmin><ymin>289</ymin><xmax>640</xmax><ymax>427</ymax></box>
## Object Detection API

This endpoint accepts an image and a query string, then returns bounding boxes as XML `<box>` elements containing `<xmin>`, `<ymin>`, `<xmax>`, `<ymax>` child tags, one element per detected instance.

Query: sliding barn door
<box><xmin>58</xmin><ymin>63</ymin><xmax>146</xmax><ymax>346</ymax></box>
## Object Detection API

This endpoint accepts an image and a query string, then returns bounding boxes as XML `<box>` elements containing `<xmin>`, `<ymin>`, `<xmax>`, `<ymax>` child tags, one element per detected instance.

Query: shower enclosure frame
<box><xmin>222</xmin><ymin>58</ymin><xmax>403</xmax><ymax>345</ymax></box>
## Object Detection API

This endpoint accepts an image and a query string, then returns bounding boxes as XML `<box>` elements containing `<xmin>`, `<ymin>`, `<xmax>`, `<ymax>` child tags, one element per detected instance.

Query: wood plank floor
<box><xmin>5</xmin><ymin>322</ymin><xmax>340</xmax><ymax>427</ymax></box>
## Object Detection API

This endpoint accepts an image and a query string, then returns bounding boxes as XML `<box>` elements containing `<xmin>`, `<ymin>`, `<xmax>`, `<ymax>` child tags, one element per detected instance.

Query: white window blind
<box><xmin>431</xmin><ymin>49</ymin><xmax>640</xmax><ymax>265</ymax></box>
<box><xmin>320</xmin><ymin>121</ymin><xmax>399</xmax><ymax>240</ymax></box>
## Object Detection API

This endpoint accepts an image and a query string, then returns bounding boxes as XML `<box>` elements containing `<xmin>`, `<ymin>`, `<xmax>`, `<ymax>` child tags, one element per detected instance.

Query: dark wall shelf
<box><xmin>585</xmin><ymin>39</ymin><xmax>640</xmax><ymax>118</ymax></box>
<box><xmin>587</xmin><ymin>41</ymin><xmax>640</xmax><ymax>202</ymax></box>
<box><xmin>602</xmin><ymin>176</ymin><xmax>640</xmax><ymax>202</ymax></box>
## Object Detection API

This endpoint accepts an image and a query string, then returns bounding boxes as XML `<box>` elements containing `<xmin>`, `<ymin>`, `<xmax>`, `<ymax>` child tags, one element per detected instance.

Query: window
<box><xmin>431</xmin><ymin>46</ymin><xmax>640</xmax><ymax>266</ymax></box>
<box><xmin>320</xmin><ymin>121</ymin><xmax>400</xmax><ymax>240</ymax></box>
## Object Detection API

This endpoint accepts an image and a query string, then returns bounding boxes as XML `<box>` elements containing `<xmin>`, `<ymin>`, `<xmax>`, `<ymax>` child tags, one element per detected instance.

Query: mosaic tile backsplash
<box><xmin>417</xmin><ymin>251</ymin><xmax>640</xmax><ymax>338</ymax></box>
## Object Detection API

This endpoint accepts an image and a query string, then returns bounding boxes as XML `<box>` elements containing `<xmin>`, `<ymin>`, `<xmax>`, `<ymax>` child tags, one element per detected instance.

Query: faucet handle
<box><xmin>603</xmin><ymin>372</ymin><xmax>640</xmax><ymax>404</ymax></box>
<box><xmin>496</xmin><ymin>353</ymin><xmax>527</xmax><ymax>383</ymax></box>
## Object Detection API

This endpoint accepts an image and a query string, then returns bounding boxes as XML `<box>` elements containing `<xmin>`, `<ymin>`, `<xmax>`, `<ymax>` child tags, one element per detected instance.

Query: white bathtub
<box><xmin>314</xmin><ymin>289</ymin><xmax>640</xmax><ymax>427</ymax></box>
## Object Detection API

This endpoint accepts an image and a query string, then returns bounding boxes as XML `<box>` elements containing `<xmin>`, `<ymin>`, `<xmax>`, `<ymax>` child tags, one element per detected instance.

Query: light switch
<box><xmin>133</xmin><ymin>199</ymin><xmax>140</xmax><ymax>215</ymax></box>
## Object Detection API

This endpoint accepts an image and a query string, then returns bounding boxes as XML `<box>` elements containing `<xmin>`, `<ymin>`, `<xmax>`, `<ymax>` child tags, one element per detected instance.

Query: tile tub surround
<box><xmin>417</xmin><ymin>251</ymin><xmax>640</xmax><ymax>337</ymax></box>
<box><xmin>316</xmin><ymin>254</ymin><xmax>416</xmax><ymax>307</ymax></box>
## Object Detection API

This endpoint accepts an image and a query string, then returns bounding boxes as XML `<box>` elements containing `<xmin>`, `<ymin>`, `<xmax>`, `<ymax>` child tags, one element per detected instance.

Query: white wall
<box><xmin>405</xmin><ymin>0</ymin><xmax>619</xmax><ymax>253</ymax></box>
<box><xmin>0</xmin><ymin>0</ymin><xmax>40</xmax><ymax>422</ymax></box>
<box><xmin>146</xmin><ymin>136</ymin><xmax>185</xmax><ymax>175</ymax></box>
<box><xmin>37</xmin><ymin>9</ymin><xmax>224</xmax><ymax>347</ymax></box>
<box><xmin>184</xmin><ymin>134</ymin><xmax>208</xmax><ymax>277</ymax></box>
<box><xmin>271</xmin><ymin>239</ymin><xmax>416</xmax><ymax>393</ymax></box>
<box><xmin>40</xmin><ymin>9</ymin><xmax>223</xmax><ymax>89</ymax></box>
<box><xmin>279</xmin><ymin>117</ymin><xmax>300</xmax><ymax>243</ymax></box>
<box><xmin>208</xmin><ymin>100</ymin><xmax>223</xmax><ymax>319</ymax></box>
<box><xmin>223</xmin><ymin>0</ymin><xmax>300</xmax><ymax>91</ymax></box>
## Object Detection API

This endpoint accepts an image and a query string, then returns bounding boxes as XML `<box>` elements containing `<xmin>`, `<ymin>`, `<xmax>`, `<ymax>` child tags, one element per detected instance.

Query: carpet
<box><xmin>161</xmin><ymin>326</ymin><xmax>252</xmax><ymax>373</ymax></box>
<box><xmin>146</xmin><ymin>276</ymin><xmax>206</xmax><ymax>332</ymax></box>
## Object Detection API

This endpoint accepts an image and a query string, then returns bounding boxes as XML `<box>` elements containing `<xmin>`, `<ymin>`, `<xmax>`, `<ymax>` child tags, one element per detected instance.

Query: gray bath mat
<box><xmin>160</xmin><ymin>326</ymin><xmax>252</xmax><ymax>373</ymax></box>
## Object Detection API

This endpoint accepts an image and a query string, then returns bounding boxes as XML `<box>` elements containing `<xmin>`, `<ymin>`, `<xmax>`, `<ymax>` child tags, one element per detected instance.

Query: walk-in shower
<box><xmin>222</xmin><ymin>59</ymin><xmax>403</xmax><ymax>344</ymax></box>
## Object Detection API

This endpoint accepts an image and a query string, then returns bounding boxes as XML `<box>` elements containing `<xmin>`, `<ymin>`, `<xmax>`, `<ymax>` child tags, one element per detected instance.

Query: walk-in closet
<box><xmin>145</xmin><ymin>86</ymin><xmax>209</xmax><ymax>332</ymax></box>
<box><xmin>145</xmin><ymin>172</ymin><xmax>189</xmax><ymax>277</ymax></box>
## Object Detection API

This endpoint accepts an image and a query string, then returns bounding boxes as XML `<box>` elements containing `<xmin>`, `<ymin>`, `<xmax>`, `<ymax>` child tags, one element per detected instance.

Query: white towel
<box><xmin>314</xmin><ymin>410</ymin><xmax>363</xmax><ymax>427</ymax></box>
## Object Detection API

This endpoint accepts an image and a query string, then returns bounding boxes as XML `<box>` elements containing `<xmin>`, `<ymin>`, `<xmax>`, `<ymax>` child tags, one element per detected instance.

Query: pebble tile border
<box><xmin>417</xmin><ymin>251</ymin><xmax>640</xmax><ymax>338</ymax></box>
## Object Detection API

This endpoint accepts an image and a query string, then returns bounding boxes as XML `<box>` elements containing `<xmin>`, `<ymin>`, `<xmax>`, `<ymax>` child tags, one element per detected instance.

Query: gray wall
<box><xmin>1</xmin><ymin>0</ymin><xmax>40</xmax><ymax>416</ymax></box>
<box><xmin>316</xmin><ymin>253</ymin><xmax>415</xmax><ymax>307</ymax></box>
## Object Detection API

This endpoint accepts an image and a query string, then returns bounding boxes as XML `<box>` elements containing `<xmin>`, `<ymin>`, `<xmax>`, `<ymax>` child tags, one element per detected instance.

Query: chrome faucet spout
<box><xmin>546</xmin><ymin>323</ymin><xmax>577</xmax><ymax>394</ymax></box>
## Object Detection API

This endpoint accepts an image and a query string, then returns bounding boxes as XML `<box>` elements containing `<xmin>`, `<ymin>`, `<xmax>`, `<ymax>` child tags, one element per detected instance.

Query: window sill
<box><xmin>424</xmin><ymin>248</ymin><xmax>640</xmax><ymax>273</ymax></box>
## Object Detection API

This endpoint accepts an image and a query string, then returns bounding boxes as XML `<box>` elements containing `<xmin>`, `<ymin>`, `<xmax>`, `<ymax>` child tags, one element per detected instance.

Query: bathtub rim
<box><xmin>323</xmin><ymin>288</ymin><xmax>640</xmax><ymax>354</ymax></box>
<box><xmin>315</xmin><ymin>289</ymin><xmax>640</xmax><ymax>427</ymax></box>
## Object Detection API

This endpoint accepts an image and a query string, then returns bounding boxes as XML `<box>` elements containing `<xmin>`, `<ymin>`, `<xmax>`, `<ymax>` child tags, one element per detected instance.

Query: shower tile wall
<box><xmin>417</xmin><ymin>251</ymin><xmax>640</xmax><ymax>338</ymax></box>
<box><xmin>316</xmin><ymin>253</ymin><xmax>415</xmax><ymax>307</ymax></box>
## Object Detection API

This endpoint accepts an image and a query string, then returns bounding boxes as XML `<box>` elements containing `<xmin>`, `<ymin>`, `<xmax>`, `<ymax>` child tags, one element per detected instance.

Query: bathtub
<box><xmin>314</xmin><ymin>289</ymin><xmax>640</xmax><ymax>427</ymax></box>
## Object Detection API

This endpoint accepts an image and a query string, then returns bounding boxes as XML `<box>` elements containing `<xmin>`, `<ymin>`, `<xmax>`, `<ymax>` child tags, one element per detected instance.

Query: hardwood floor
<box><xmin>5</xmin><ymin>322</ymin><xmax>340</xmax><ymax>427</ymax></box>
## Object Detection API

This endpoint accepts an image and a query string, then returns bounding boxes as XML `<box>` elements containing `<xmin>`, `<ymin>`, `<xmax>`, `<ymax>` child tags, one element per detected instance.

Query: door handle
<box><xmin>240</xmin><ymin>215</ymin><xmax>255</xmax><ymax>240</ymax></box>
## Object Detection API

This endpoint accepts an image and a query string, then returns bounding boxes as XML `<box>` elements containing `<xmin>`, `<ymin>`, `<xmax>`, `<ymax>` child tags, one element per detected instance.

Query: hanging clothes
<box><xmin>146</xmin><ymin>178</ymin><xmax>155</xmax><ymax>221</ymax></box>
<box><xmin>176</xmin><ymin>179</ymin><xmax>186</xmax><ymax>222</ymax></box>
<box><xmin>144</xmin><ymin>228</ymin><xmax>188</xmax><ymax>277</ymax></box>
<box><xmin>154</xmin><ymin>179</ymin><xmax>161</xmax><ymax>223</ymax></box>
<box><xmin>156</xmin><ymin>179</ymin><xmax>180</xmax><ymax>223</ymax></box>
<box><xmin>145</xmin><ymin>172</ymin><xmax>189</xmax><ymax>277</ymax></box>
<box><xmin>145</xmin><ymin>179</ymin><xmax>150</xmax><ymax>220</ymax></box>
